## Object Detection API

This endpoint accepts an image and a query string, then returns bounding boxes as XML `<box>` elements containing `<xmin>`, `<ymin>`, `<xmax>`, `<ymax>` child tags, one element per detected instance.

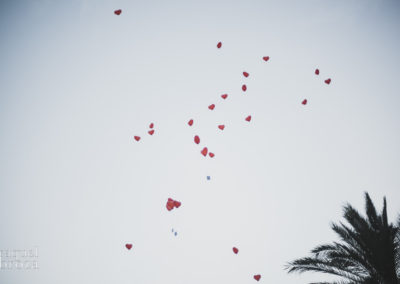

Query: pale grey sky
<box><xmin>1</xmin><ymin>0</ymin><xmax>400</xmax><ymax>283</ymax></box>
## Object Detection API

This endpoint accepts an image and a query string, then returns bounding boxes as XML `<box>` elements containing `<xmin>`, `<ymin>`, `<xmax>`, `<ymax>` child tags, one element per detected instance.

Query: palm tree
<box><xmin>286</xmin><ymin>192</ymin><xmax>400</xmax><ymax>284</ymax></box>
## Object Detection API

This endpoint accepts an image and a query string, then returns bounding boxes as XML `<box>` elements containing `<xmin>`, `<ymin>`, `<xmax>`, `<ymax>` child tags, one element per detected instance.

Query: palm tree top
<box><xmin>286</xmin><ymin>192</ymin><xmax>400</xmax><ymax>284</ymax></box>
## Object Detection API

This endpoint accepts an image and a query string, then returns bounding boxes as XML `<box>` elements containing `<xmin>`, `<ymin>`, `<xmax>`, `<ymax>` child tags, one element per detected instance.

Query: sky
<box><xmin>1</xmin><ymin>0</ymin><xmax>400</xmax><ymax>283</ymax></box>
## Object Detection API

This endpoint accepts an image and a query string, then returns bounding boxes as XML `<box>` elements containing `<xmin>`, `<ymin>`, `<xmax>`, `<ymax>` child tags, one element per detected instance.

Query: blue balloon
<box><xmin>207</xmin><ymin>176</ymin><xmax>211</xmax><ymax>180</ymax></box>
<box><xmin>174</xmin><ymin>232</ymin><xmax>177</xmax><ymax>236</ymax></box>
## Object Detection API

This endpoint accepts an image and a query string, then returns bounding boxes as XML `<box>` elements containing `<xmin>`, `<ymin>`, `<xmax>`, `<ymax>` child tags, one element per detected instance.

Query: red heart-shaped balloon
<box><xmin>134</xmin><ymin>136</ymin><xmax>141</xmax><ymax>141</ymax></box>
<box><xmin>218</xmin><ymin>125</ymin><xmax>225</xmax><ymax>130</ymax></box>
<box><xmin>149</xmin><ymin>123</ymin><xmax>154</xmax><ymax>129</ymax></box>
<box><xmin>188</xmin><ymin>119</ymin><xmax>194</xmax><ymax>126</ymax></box>
<box><xmin>125</xmin><ymin>244</ymin><xmax>132</xmax><ymax>250</ymax></box>
<box><xmin>245</xmin><ymin>115</ymin><xmax>252</xmax><ymax>122</ymax></box>
<box><xmin>254</xmin><ymin>275</ymin><xmax>261</xmax><ymax>281</ymax></box>
<box><xmin>148</xmin><ymin>130</ymin><xmax>154</xmax><ymax>135</ymax></box>
<box><xmin>263</xmin><ymin>56</ymin><xmax>269</xmax><ymax>61</ymax></box>
<box><xmin>242</xmin><ymin>84</ymin><xmax>247</xmax><ymax>92</ymax></box>
<box><xmin>209</xmin><ymin>152</ymin><xmax>215</xmax><ymax>158</ymax></box>
<box><xmin>217</xmin><ymin>42</ymin><xmax>222</xmax><ymax>48</ymax></box>
<box><xmin>325</xmin><ymin>78</ymin><xmax>331</xmax><ymax>85</ymax></box>
<box><xmin>201</xmin><ymin>147</ymin><xmax>208</xmax><ymax>156</ymax></box>
<box><xmin>208</xmin><ymin>104</ymin><xmax>215</xmax><ymax>110</ymax></box>
<box><xmin>315</xmin><ymin>69</ymin><xmax>320</xmax><ymax>75</ymax></box>
<box><xmin>302</xmin><ymin>99</ymin><xmax>307</xmax><ymax>105</ymax></box>
<box><xmin>233</xmin><ymin>247</ymin><xmax>239</xmax><ymax>254</ymax></box>
<box><xmin>194</xmin><ymin>135</ymin><xmax>200</xmax><ymax>144</ymax></box>
<box><xmin>173</xmin><ymin>200</ymin><xmax>181</xmax><ymax>208</ymax></box>
<box><xmin>243</xmin><ymin>72</ymin><xmax>249</xmax><ymax>77</ymax></box>
<box><xmin>166</xmin><ymin>200</ymin><xmax>174</xmax><ymax>211</ymax></box>
<box><xmin>114</xmin><ymin>9</ymin><xmax>122</xmax><ymax>15</ymax></box>
<box><xmin>221</xmin><ymin>94</ymin><xmax>228</xmax><ymax>99</ymax></box>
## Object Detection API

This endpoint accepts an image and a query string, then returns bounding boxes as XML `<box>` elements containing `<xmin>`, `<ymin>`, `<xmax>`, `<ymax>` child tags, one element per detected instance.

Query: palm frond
<box><xmin>364</xmin><ymin>192</ymin><xmax>380</xmax><ymax>231</ymax></box>
<box><xmin>286</xmin><ymin>256</ymin><xmax>364</xmax><ymax>282</ymax></box>
<box><xmin>285</xmin><ymin>192</ymin><xmax>399</xmax><ymax>284</ymax></box>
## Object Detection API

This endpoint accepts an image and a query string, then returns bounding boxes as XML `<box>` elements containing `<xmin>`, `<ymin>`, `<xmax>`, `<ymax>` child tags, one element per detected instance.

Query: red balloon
<box><xmin>218</xmin><ymin>125</ymin><xmax>225</xmax><ymax>130</ymax></box>
<box><xmin>173</xmin><ymin>200</ymin><xmax>181</xmax><ymax>208</ymax></box>
<box><xmin>166</xmin><ymin>202</ymin><xmax>174</xmax><ymax>211</ymax></box>
<box><xmin>233</xmin><ymin>247</ymin><xmax>239</xmax><ymax>254</ymax></box>
<box><xmin>254</xmin><ymin>275</ymin><xmax>261</xmax><ymax>281</ymax></box>
<box><xmin>243</xmin><ymin>72</ymin><xmax>249</xmax><ymax>77</ymax></box>
<box><xmin>245</xmin><ymin>115</ymin><xmax>252</xmax><ymax>122</ymax></box>
<box><xmin>134</xmin><ymin>136</ymin><xmax>141</xmax><ymax>141</ymax></box>
<box><xmin>209</xmin><ymin>152</ymin><xmax>215</xmax><ymax>158</ymax></box>
<box><xmin>194</xmin><ymin>135</ymin><xmax>200</xmax><ymax>144</ymax></box>
<box><xmin>125</xmin><ymin>244</ymin><xmax>132</xmax><ymax>250</ymax></box>
<box><xmin>325</xmin><ymin>78</ymin><xmax>331</xmax><ymax>85</ymax></box>
<box><xmin>201</xmin><ymin>147</ymin><xmax>208</xmax><ymax>157</ymax></box>
<box><xmin>114</xmin><ymin>9</ymin><xmax>122</xmax><ymax>15</ymax></box>
<box><xmin>188</xmin><ymin>119</ymin><xmax>194</xmax><ymax>126</ymax></box>
<box><xmin>315</xmin><ymin>69</ymin><xmax>320</xmax><ymax>75</ymax></box>
<box><xmin>166</xmin><ymin>198</ymin><xmax>181</xmax><ymax>210</ymax></box>
<box><xmin>217</xmin><ymin>42</ymin><xmax>222</xmax><ymax>48</ymax></box>
<box><xmin>221</xmin><ymin>94</ymin><xmax>228</xmax><ymax>99</ymax></box>
<box><xmin>302</xmin><ymin>99</ymin><xmax>307</xmax><ymax>105</ymax></box>
<box><xmin>149</xmin><ymin>123</ymin><xmax>154</xmax><ymax>129</ymax></box>
<box><xmin>263</xmin><ymin>56</ymin><xmax>269</xmax><ymax>61</ymax></box>
<box><xmin>148</xmin><ymin>130</ymin><xmax>154</xmax><ymax>135</ymax></box>
<box><xmin>208</xmin><ymin>104</ymin><xmax>215</xmax><ymax>110</ymax></box>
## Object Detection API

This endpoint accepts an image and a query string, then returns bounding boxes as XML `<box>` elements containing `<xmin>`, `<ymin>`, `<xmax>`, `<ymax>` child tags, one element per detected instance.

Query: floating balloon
<box><xmin>166</xmin><ymin>198</ymin><xmax>174</xmax><ymax>211</ymax></box>
<box><xmin>263</xmin><ymin>56</ymin><xmax>270</xmax><ymax>61</ymax></box>
<box><xmin>302</xmin><ymin>99</ymin><xmax>307</xmax><ymax>105</ymax></box>
<box><xmin>315</xmin><ymin>69</ymin><xmax>320</xmax><ymax>75</ymax></box>
<box><xmin>174</xmin><ymin>232</ymin><xmax>177</xmax><ymax>236</ymax></box>
<box><xmin>149</xmin><ymin>123</ymin><xmax>154</xmax><ymax>129</ymax></box>
<box><xmin>125</xmin><ymin>244</ymin><xmax>132</xmax><ymax>250</ymax></box>
<box><xmin>243</xmin><ymin>72</ymin><xmax>249</xmax><ymax>77</ymax></box>
<box><xmin>254</xmin><ymin>275</ymin><xmax>261</xmax><ymax>281</ymax></box>
<box><xmin>217</xmin><ymin>42</ymin><xmax>222</xmax><ymax>48</ymax></box>
<box><xmin>173</xmin><ymin>200</ymin><xmax>181</xmax><ymax>208</ymax></box>
<box><xmin>134</xmin><ymin>136</ymin><xmax>141</xmax><ymax>141</ymax></box>
<box><xmin>201</xmin><ymin>147</ymin><xmax>208</xmax><ymax>156</ymax></box>
<box><xmin>242</xmin><ymin>84</ymin><xmax>247</xmax><ymax>92</ymax></box>
<box><xmin>208</xmin><ymin>104</ymin><xmax>215</xmax><ymax>110</ymax></box>
<box><xmin>325</xmin><ymin>78</ymin><xmax>331</xmax><ymax>85</ymax></box>
<box><xmin>218</xmin><ymin>125</ymin><xmax>225</xmax><ymax>130</ymax></box>
<box><xmin>166</xmin><ymin>198</ymin><xmax>181</xmax><ymax>211</ymax></box>
<box><xmin>233</xmin><ymin>247</ymin><xmax>239</xmax><ymax>254</ymax></box>
<box><xmin>194</xmin><ymin>135</ymin><xmax>200</xmax><ymax>144</ymax></box>
<box><xmin>221</xmin><ymin>94</ymin><xmax>228</xmax><ymax>99</ymax></box>
<box><xmin>148</xmin><ymin>130</ymin><xmax>154</xmax><ymax>135</ymax></box>
<box><xmin>245</xmin><ymin>115</ymin><xmax>252</xmax><ymax>122</ymax></box>
<box><xmin>207</xmin><ymin>176</ymin><xmax>211</xmax><ymax>180</ymax></box>
<box><xmin>188</xmin><ymin>119</ymin><xmax>194</xmax><ymax>126</ymax></box>
<box><xmin>209</xmin><ymin>152</ymin><xmax>215</xmax><ymax>158</ymax></box>
<box><xmin>114</xmin><ymin>9</ymin><xmax>122</xmax><ymax>15</ymax></box>
<box><xmin>166</xmin><ymin>203</ymin><xmax>174</xmax><ymax>211</ymax></box>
